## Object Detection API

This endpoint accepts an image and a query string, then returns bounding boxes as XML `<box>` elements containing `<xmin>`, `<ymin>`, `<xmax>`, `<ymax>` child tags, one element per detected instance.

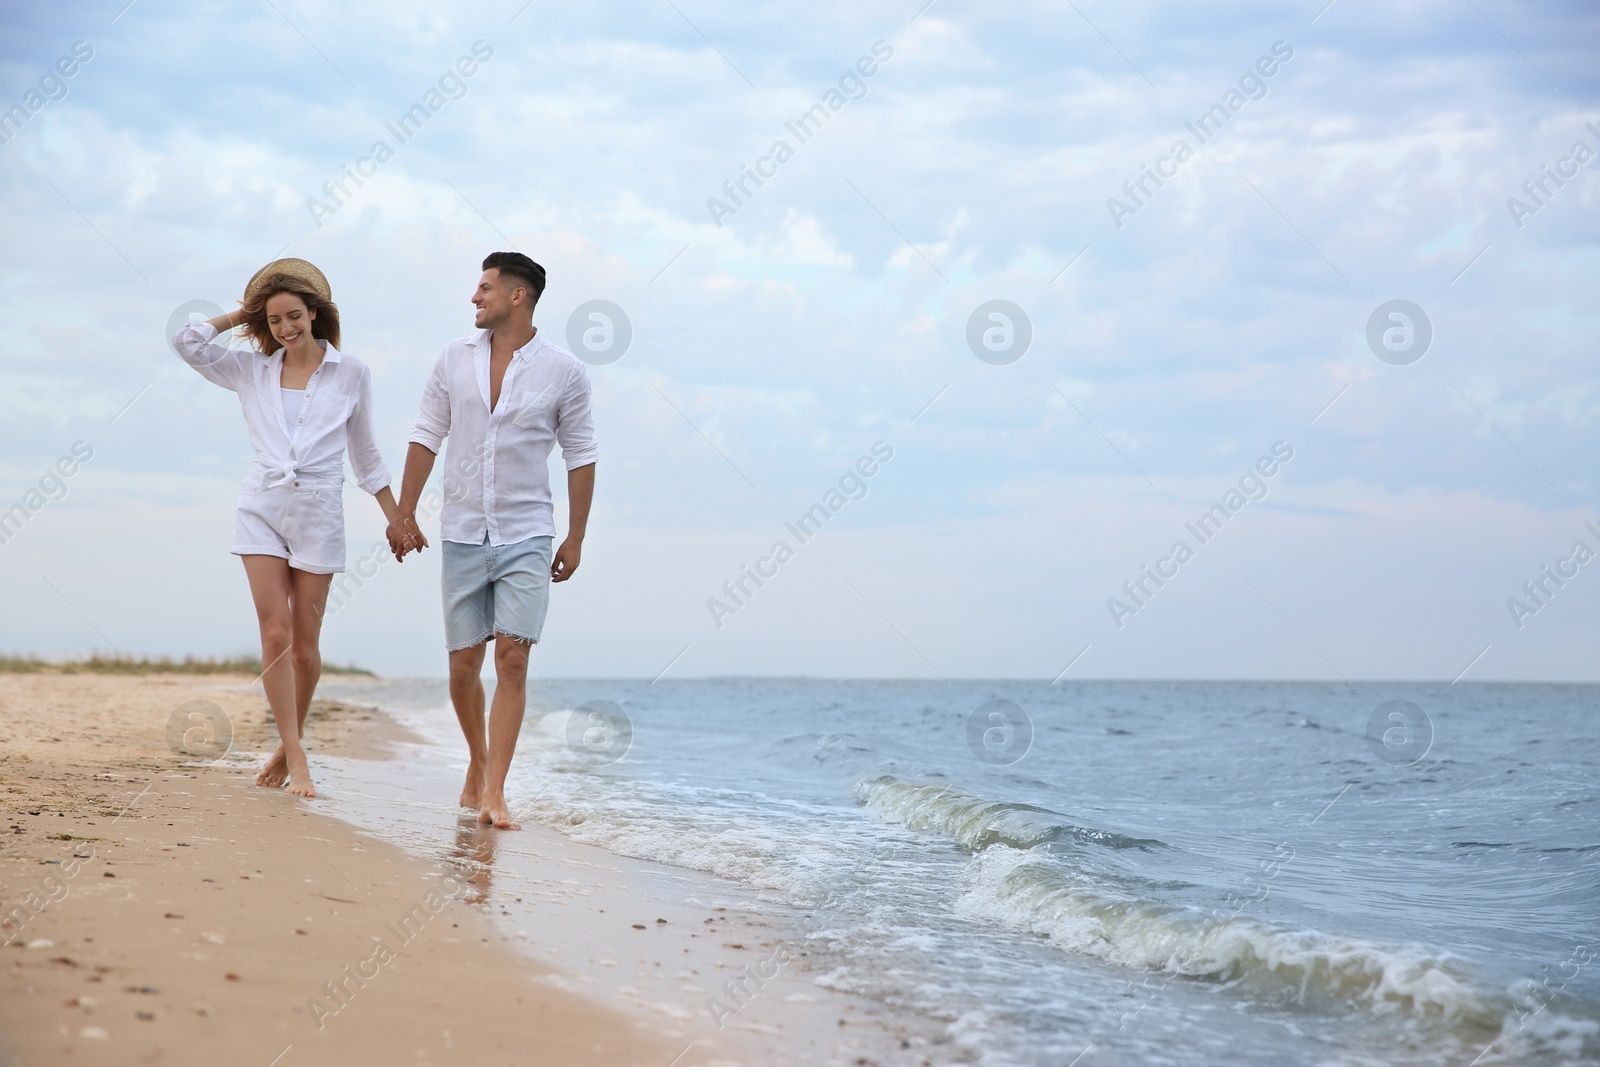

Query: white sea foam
<box><xmin>502</xmin><ymin>711</ymin><xmax>860</xmax><ymax>903</ymax></box>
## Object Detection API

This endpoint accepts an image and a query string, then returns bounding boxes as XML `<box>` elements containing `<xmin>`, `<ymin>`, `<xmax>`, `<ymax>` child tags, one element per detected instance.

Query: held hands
<box><xmin>386</xmin><ymin>514</ymin><xmax>429</xmax><ymax>561</ymax></box>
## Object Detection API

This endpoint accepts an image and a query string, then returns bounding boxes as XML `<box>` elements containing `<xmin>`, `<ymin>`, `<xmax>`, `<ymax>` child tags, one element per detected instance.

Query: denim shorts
<box><xmin>440</xmin><ymin>535</ymin><xmax>553</xmax><ymax>651</ymax></box>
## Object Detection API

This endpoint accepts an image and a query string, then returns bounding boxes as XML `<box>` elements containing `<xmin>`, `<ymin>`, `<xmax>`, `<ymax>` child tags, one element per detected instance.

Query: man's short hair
<box><xmin>482</xmin><ymin>251</ymin><xmax>547</xmax><ymax>306</ymax></box>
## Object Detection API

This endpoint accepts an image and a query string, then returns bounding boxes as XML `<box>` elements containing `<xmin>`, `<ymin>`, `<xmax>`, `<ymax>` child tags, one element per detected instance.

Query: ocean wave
<box><xmin>500</xmin><ymin>716</ymin><xmax>1594</xmax><ymax>1054</ymax></box>
<box><xmin>855</xmin><ymin>775</ymin><xmax>1165</xmax><ymax>852</ymax></box>
<box><xmin>960</xmin><ymin>846</ymin><xmax>1502</xmax><ymax>1025</ymax></box>
<box><xmin>857</xmin><ymin>776</ymin><xmax>1518</xmax><ymax>1028</ymax></box>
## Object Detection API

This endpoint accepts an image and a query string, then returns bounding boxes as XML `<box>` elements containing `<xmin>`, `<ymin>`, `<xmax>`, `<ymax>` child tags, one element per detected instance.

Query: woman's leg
<box><xmin>289</xmin><ymin>565</ymin><xmax>333</xmax><ymax>740</ymax></box>
<box><xmin>258</xmin><ymin>566</ymin><xmax>335</xmax><ymax>785</ymax></box>
<box><xmin>242</xmin><ymin>555</ymin><xmax>316</xmax><ymax>798</ymax></box>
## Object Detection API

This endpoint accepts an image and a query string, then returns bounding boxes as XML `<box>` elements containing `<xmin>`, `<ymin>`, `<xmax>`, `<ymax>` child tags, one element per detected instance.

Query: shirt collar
<box><xmin>267</xmin><ymin>339</ymin><xmax>343</xmax><ymax>365</ymax></box>
<box><xmin>471</xmin><ymin>328</ymin><xmax>540</xmax><ymax>359</ymax></box>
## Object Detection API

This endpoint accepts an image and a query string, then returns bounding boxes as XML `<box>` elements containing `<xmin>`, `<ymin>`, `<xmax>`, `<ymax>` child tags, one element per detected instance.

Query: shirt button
<box><xmin>293</xmin><ymin>480</ymin><xmax>300</xmax><ymax>487</ymax></box>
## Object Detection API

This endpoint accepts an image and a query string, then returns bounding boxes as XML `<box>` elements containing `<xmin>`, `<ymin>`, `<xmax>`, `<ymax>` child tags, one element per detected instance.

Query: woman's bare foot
<box><xmin>256</xmin><ymin>745</ymin><xmax>289</xmax><ymax>788</ymax></box>
<box><xmin>285</xmin><ymin>750</ymin><xmax>316</xmax><ymax>799</ymax></box>
<box><xmin>459</xmin><ymin>763</ymin><xmax>485</xmax><ymax>809</ymax></box>
<box><xmin>478</xmin><ymin>796</ymin><xmax>519</xmax><ymax>830</ymax></box>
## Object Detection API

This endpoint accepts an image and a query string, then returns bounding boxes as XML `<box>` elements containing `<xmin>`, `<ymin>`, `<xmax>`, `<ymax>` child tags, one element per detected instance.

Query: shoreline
<box><xmin>297</xmin><ymin>677</ymin><xmax>941</xmax><ymax>1066</ymax></box>
<box><xmin>0</xmin><ymin>673</ymin><xmax>935</xmax><ymax>1066</ymax></box>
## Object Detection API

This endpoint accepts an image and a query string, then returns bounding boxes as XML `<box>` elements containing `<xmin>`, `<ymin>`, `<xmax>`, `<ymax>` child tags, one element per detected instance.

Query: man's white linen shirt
<box><xmin>172</xmin><ymin>321</ymin><xmax>391</xmax><ymax>494</ymax></box>
<box><xmin>408</xmin><ymin>329</ymin><xmax>598</xmax><ymax>546</ymax></box>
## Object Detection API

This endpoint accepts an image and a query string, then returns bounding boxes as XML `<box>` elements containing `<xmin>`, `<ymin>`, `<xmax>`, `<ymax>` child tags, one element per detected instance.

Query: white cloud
<box><xmin>0</xmin><ymin>0</ymin><xmax>1594</xmax><ymax>678</ymax></box>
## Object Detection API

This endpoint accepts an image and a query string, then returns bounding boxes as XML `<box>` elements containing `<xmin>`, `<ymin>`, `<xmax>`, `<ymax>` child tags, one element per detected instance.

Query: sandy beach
<box><xmin>0</xmin><ymin>672</ymin><xmax>929</xmax><ymax>1067</ymax></box>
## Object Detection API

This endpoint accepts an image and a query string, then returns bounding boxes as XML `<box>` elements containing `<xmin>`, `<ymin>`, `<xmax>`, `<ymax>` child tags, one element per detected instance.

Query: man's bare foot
<box><xmin>478</xmin><ymin>798</ymin><xmax>519</xmax><ymax>830</ymax></box>
<box><xmin>459</xmin><ymin>763</ymin><xmax>485</xmax><ymax>809</ymax></box>
<box><xmin>256</xmin><ymin>745</ymin><xmax>289</xmax><ymax>788</ymax></box>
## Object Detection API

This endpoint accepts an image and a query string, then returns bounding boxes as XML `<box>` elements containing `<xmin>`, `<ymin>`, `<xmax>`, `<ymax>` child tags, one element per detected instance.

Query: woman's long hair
<box><xmin>240</xmin><ymin>273</ymin><xmax>341</xmax><ymax>356</ymax></box>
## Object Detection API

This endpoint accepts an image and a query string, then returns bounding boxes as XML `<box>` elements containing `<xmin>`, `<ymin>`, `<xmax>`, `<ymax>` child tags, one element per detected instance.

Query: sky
<box><xmin>0</xmin><ymin>0</ymin><xmax>1596</xmax><ymax>681</ymax></box>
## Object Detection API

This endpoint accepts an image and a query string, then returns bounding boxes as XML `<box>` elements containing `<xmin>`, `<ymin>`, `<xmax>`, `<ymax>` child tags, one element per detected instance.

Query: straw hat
<box><xmin>244</xmin><ymin>257</ymin><xmax>332</xmax><ymax>304</ymax></box>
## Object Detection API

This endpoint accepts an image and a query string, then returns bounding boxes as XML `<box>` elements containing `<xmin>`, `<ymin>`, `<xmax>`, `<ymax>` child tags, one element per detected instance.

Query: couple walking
<box><xmin>172</xmin><ymin>252</ymin><xmax>596</xmax><ymax>829</ymax></box>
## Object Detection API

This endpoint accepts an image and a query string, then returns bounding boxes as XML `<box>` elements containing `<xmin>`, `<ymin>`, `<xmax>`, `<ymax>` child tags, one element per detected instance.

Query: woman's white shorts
<box><xmin>231</xmin><ymin>481</ymin><xmax>346</xmax><ymax>574</ymax></box>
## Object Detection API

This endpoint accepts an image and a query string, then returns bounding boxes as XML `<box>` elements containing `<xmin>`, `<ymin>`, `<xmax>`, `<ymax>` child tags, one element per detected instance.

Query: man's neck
<box><xmin>488</xmin><ymin>319</ymin><xmax>536</xmax><ymax>359</ymax></box>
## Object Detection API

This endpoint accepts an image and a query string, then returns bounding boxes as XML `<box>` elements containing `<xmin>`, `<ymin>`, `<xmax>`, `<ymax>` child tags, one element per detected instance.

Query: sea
<box><xmin>310</xmin><ymin>678</ymin><xmax>1600</xmax><ymax>1066</ymax></box>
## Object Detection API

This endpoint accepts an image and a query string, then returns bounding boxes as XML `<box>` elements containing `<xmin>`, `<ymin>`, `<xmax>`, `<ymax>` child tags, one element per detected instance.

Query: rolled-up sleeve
<box><xmin>555</xmin><ymin>361</ymin><xmax>598</xmax><ymax>470</ymax></box>
<box><xmin>172</xmin><ymin>321</ymin><xmax>248</xmax><ymax>391</ymax></box>
<box><xmin>408</xmin><ymin>352</ymin><xmax>451</xmax><ymax>454</ymax></box>
<box><xmin>344</xmin><ymin>363</ymin><xmax>392</xmax><ymax>494</ymax></box>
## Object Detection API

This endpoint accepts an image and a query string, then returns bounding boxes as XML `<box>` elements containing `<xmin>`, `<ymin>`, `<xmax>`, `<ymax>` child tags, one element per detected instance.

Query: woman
<box><xmin>173</xmin><ymin>259</ymin><xmax>404</xmax><ymax>798</ymax></box>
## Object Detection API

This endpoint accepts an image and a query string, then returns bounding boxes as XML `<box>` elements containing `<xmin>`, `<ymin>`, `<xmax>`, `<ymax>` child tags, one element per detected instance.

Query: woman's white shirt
<box><xmin>172</xmin><ymin>321</ymin><xmax>391</xmax><ymax>494</ymax></box>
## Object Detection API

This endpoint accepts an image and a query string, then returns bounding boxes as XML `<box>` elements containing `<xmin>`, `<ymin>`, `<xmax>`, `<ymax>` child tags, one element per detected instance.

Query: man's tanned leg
<box><xmin>448</xmin><ymin>643</ymin><xmax>490</xmax><ymax>809</ymax></box>
<box><xmin>479</xmin><ymin>634</ymin><xmax>529</xmax><ymax>830</ymax></box>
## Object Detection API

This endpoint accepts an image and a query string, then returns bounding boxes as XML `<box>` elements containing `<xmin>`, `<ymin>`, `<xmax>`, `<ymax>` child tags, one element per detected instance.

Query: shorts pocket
<box><xmin>308</xmin><ymin>488</ymin><xmax>345</xmax><ymax>531</ymax></box>
<box><xmin>283</xmin><ymin>487</ymin><xmax>345</xmax><ymax>567</ymax></box>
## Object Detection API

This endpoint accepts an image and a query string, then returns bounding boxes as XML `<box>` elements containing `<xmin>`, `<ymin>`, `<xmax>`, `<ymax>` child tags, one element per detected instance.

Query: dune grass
<box><xmin>0</xmin><ymin>653</ymin><xmax>374</xmax><ymax>676</ymax></box>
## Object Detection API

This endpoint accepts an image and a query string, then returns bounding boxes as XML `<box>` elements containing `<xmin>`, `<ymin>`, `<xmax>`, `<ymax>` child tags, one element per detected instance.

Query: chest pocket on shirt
<box><xmin>314</xmin><ymin>392</ymin><xmax>356</xmax><ymax>426</ymax></box>
<box><xmin>509</xmin><ymin>384</ymin><xmax>558</xmax><ymax>429</ymax></box>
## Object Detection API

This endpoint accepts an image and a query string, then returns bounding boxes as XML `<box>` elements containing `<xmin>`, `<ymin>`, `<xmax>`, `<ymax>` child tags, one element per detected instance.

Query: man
<box><xmin>389</xmin><ymin>251</ymin><xmax>597</xmax><ymax>830</ymax></box>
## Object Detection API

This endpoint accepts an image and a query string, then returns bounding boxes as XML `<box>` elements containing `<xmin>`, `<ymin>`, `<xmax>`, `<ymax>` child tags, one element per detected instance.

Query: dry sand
<box><xmin>0</xmin><ymin>673</ymin><xmax>933</xmax><ymax>1067</ymax></box>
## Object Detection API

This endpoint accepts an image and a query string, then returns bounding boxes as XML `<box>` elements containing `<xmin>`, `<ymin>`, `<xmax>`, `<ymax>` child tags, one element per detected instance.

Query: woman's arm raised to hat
<box><xmin>203</xmin><ymin>309</ymin><xmax>248</xmax><ymax>334</ymax></box>
<box><xmin>172</xmin><ymin>308</ymin><xmax>252</xmax><ymax>391</ymax></box>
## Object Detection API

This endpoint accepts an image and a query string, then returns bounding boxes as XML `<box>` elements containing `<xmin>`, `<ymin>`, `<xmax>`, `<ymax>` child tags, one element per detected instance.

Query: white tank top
<box><xmin>281</xmin><ymin>388</ymin><xmax>305</xmax><ymax>430</ymax></box>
